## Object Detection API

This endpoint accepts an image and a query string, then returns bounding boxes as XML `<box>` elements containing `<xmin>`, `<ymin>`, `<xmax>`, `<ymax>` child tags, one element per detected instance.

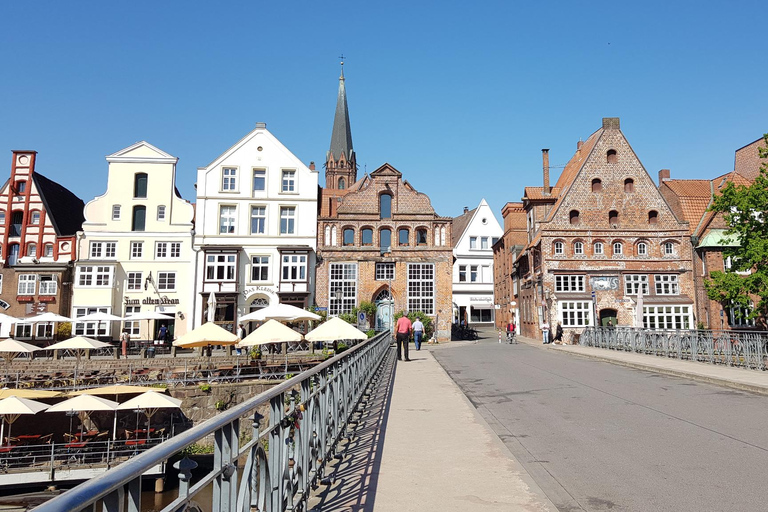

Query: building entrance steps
<box><xmin>307</xmin><ymin>347</ymin><xmax>556</xmax><ymax>512</ymax></box>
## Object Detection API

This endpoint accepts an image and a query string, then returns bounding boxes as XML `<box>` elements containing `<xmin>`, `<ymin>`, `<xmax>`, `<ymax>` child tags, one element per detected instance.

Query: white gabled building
<box><xmin>72</xmin><ymin>142</ymin><xmax>195</xmax><ymax>341</ymax></box>
<box><xmin>193</xmin><ymin>122</ymin><xmax>318</xmax><ymax>334</ymax></box>
<box><xmin>452</xmin><ymin>199</ymin><xmax>503</xmax><ymax>326</ymax></box>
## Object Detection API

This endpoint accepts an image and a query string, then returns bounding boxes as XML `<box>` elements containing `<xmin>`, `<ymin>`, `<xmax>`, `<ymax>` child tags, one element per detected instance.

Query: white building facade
<box><xmin>193</xmin><ymin>123</ymin><xmax>318</xmax><ymax>334</ymax></box>
<box><xmin>72</xmin><ymin>142</ymin><xmax>195</xmax><ymax>341</ymax></box>
<box><xmin>452</xmin><ymin>199</ymin><xmax>503</xmax><ymax>325</ymax></box>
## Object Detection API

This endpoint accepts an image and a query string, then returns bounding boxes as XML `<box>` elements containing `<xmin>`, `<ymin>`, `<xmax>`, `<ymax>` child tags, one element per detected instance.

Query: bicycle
<box><xmin>507</xmin><ymin>331</ymin><xmax>517</xmax><ymax>344</ymax></box>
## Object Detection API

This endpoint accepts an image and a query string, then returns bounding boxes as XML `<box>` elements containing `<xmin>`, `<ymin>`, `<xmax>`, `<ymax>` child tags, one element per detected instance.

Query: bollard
<box><xmin>154</xmin><ymin>477</ymin><xmax>164</xmax><ymax>493</ymax></box>
<box><xmin>499</xmin><ymin>331</ymin><xmax>502</xmax><ymax>343</ymax></box>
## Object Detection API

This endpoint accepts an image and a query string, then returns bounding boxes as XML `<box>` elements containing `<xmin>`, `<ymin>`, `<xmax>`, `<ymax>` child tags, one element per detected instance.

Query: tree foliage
<box><xmin>704</xmin><ymin>134</ymin><xmax>768</xmax><ymax>322</ymax></box>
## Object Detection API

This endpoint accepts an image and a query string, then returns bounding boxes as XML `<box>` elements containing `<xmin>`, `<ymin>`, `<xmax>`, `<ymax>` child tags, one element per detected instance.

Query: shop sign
<box><xmin>123</xmin><ymin>296</ymin><xmax>180</xmax><ymax>306</ymax></box>
<box><xmin>16</xmin><ymin>296</ymin><xmax>33</xmax><ymax>303</ymax></box>
<box><xmin>242</xmin><ymin>286</ymin><xmax>277</xmax><ymax>299</ymax></box>
<box><xmin>39</xmin><ymin>296</ymin><xmax>56</xmax><ymax>303</ymax></box>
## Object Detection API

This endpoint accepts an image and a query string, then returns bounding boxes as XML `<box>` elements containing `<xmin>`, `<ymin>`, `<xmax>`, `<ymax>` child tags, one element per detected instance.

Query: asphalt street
<box><xmin>432</xmin><ymin>337</ymin><xmax>768</xmax><ymax>512</ymax></box>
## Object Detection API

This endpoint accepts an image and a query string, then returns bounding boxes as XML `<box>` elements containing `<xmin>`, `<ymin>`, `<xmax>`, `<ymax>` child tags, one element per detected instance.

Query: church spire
<box><xmin>326</xmin><ymin>57</ymin><xmax>357</xmax><ymax>189</ymax></box>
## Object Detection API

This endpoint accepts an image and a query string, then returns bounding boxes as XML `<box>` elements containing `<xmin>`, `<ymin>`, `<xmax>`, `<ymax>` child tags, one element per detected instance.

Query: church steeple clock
<box><xmin>325</xmin><ymin>59</ymin><xmax>357</xmax><ymax>190</ymax></box>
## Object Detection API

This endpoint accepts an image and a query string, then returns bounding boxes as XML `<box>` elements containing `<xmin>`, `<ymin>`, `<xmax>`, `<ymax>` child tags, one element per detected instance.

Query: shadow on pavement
<box><xmin>307</xmin><ymin>347</ymin><xmax>397</xmax><ymax>512</ymax></box>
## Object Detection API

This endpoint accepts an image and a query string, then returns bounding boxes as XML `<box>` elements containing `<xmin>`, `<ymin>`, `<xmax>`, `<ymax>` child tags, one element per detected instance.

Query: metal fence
<box><xmin>33</xmin><ymin>331</ymin><xmax>393</xmax><ymax>512</ymax></box>
<box><xmin>580</xmin><ymin>327</ymin><xmax>768</xmax><ymax>370</ymax></box>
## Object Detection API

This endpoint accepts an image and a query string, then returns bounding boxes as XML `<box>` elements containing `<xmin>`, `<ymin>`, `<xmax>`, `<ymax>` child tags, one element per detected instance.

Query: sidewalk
<box><xmin>515</xmin><ymin>334</ymin><xmax>768</xmax><ymax>396</ymax></box>
<box><xmin>307</xmin><ymin>346</ymin><xmax>557</xmax><ymax>512</ymax></box>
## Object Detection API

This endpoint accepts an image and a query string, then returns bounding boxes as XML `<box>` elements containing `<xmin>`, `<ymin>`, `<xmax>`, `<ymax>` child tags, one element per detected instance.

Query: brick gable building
<box><xmin>515</xmin><ymin>118</ymin><xmax>695</xmax><ymax>342</ymax></box>
<box><xmin>315</xmin><ymin>66</ymin><xmax>453</xmax><ymax>340</ymax></box>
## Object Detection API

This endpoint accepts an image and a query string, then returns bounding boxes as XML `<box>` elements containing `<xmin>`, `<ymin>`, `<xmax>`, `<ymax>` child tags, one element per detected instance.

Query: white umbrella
<box><xmin>117</xmin><ymin>391</ymin><xmax>182</xmax><ymax>440</ymax></box>
<box><xmin>173</xmin><ymin>321</ymin><xmax>239</xmax><ymax>348</ymax></box>
<box><xmin>0</xmin><ymin>338</ymin><xmax>41</xmax><ymax>381</ymax></box>
<box><xmin>238</xmin><ymin>319</ymin><xmax>303</xmax><ymax>347</ymax></box>
<box><xmin>124</xmin><ymin>311</ymin><xmax>174</xmax><ymax>343</ymax></box>
<box><xmin>45</xmin><ymin>337</ymin><xmax>114</xmax><ymax>388</ymax></box>
<box><xmin>76</xmin><ymin>312</ymin><xmax>124</xmax><ymax>322</ymax></box>
<box><xmin>0</xmin><ymin>396</ymin><xmax>48</xmax><ymax>446</ymax></box>
<box><xmin>0</xmin><ymin>313</ymin><xmax>18</xmax><ymax>324</ymax></box>
<box><xmin>207</xmin><ymin>292</ymin><xmax>217</xmax><ymax>322</ymax></box>
<box><xmin>17</xmin><ymin>312</ymin><xmax>73</xmax><ymax>323</ymax></box>
<box><xmin>47</xmin><ymin>394</ymin><xmax>119</xmax><ymax>440</ymax></box>
<box><xmin>305</xmin><ymin>316</ymin><xmax>368</xmax><ymax>342</ymax></box>
<box><xmin>239</xmin><ymin>303</ymin><xmax>320</xmax><ymax>322</ymax></box>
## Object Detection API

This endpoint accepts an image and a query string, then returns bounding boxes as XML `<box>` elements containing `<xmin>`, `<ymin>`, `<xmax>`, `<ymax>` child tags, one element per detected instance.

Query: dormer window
<box><xmin>624</xmin><ymin>178</ymin><xmax>634</xmax><ymax>193</ymax></box>
<box><xmin>607</xmin><ymin>149</ymin><xmax>618</xmax><ymax>163</ymax></box>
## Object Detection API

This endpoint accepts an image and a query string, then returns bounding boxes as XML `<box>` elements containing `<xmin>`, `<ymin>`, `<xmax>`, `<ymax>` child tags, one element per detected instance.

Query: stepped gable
<box><xmin>336</xmin><ymin>163</ymin><xmax>436</xmax><ymax>216</ymax></box>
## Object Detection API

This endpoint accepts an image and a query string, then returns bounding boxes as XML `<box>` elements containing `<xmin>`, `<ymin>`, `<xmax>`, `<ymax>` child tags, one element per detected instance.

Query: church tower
<box><xmin>325</xmin><ymin>61</ymin><xmax>357</xmax><ymax>189</ymax></box>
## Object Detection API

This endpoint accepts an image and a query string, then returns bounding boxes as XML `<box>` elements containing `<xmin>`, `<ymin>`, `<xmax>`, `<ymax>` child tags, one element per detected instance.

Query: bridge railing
<box><xmin>580</xmin><ymin>327</ymin><xmax>768</xmax><ymax>370</ymax></box>
<box><xmin>33</xmin><ymin>331</ymin><xmax>393</xmax><ymax>512</ymax></box>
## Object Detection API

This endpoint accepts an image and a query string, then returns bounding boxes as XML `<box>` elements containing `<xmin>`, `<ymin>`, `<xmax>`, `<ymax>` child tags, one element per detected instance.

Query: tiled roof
<box><xmin>523</xmin><ymin>187</ymin><xmax>561</xmax><ymax>200</ymax></box>
<box><xmin>661</xmin><ymin>179</ymin><xmax>712</xmax><ymax>227</ymax></box>
<box><xmin>451</xmin><ymin>208</ymin><xmax>476</xmax><ymax>246</ymax></box>
<box><xmin>32</xmin><ymin>173</ymin><xmax>85</xmax><ymax>236</ymax></box>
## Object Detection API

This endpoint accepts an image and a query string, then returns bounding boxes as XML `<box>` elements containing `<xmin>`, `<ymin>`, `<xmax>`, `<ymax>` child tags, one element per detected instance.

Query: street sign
<box><xmin>494</xmin><ymin>304</ymin><xmax>501</xmax><ymax>309</ymax></box>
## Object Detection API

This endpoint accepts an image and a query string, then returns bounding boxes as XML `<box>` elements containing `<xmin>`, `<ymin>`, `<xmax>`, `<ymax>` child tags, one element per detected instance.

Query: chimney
<box><xmin>542</xmin><ymin>149</ymin><xmax>550</xmax><ymax>195</ymax></box>
<box><xmin>602</xmin><ymin>117</ymin><xmax>620</xmax><ymax>129</ymax></box>
<box><xmin>658</xmin><ymin>169</ymin><xmax>670</xmax><ymax>184</ymax></box>
<box><xmin>463</xmin><ymin>206</ymin><xmax>469</xmax><ymax>214</ymax></box>
<box><xmin>255</xmin><ymin>122</ymin><xmax>267</xmax><ymax>129</ymax></box>
<box><xmin>309</xmin><ymin>161</ymin><xmax>315</xmax><ymax>171</ymax></box>
<box><xmin>576</xmin><ymin>139</ymin><xmax>583</xmax><ymax>150</ymax></box>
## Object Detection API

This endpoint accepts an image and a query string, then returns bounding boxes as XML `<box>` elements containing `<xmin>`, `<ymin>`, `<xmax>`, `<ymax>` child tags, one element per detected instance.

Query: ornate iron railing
<box><xmin>33</xmin><ymin>331</ymin><xmax>393</xmax><ymax>512</ymax></box>
<box><xmin>580</xmin><ymin>327</ymin><xmax>768</xmax><ymax>370</ymax></box>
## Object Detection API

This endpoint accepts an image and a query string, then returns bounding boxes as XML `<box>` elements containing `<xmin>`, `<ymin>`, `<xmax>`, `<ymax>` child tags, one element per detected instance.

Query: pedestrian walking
<box><xmin>412</xmin><ymin>317</ymin><xmax>424</xmax><ymax>350</ymax></box>
<box><xmin>158</xmin><ymin>324</ymin><xmax>168</xmax><ymax>344</ymax></box>
<box><xmin>395</xmin><ymin>314</ymin><xmax>412</xmax><ymax>361</ymax></box>
<box><xmin>553</xmin><ymin>322</ymin><xmax>563</xmax><ymax>344</ymax></box>
<box><xmin>506</xmin><ymin>320</ymin><xmax>516</xmax><ymax>343</ymax></box>
<box><xmin>541</xmin><ymin>321</ymin><xmax>550</xmax><ymax>344</ymax></box>
<box><xmin>237</xmin><ymin>323</ymin><xmax>247</xmax><ymax>355</ymax></box>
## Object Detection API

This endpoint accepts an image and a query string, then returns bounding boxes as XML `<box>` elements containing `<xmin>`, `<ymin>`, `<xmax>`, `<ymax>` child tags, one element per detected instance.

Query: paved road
<box><xmin>432</xmin><ymin>337</ymin><xmax>768</xmax><ymax>512</ymax></box>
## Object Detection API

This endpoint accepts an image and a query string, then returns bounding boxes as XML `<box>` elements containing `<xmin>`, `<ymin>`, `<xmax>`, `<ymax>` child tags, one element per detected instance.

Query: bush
<box><xmin>366</xmin><ymin>329</ymin><xmax>377</xmax><ymax>338</ymax></box>
<box><xmin>336</xmin><ymin>342</ymin><xmax>349</xmax><ymax>353</ymax></box>
<box><xmin>393</xmin><ymin>311</ymin><xmax>434</xmax><ymax>340</ymax></box>
<box><xmin>56</xmin><ymin>322</ymin><xmax>72</xmax><ymax>340</ymax></box>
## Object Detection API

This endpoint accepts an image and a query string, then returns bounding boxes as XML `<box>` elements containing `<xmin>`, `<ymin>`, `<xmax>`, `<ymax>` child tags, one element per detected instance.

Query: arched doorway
<box><xmin>245</xmin><ymin>296</ymin><xmax>270</xmax><ymax>335</ymax></box>
<box><xmin>374</xmin><ymin>289</ymin><xmax>393</xmax><ymax>332</ymax></box>
<box><xmin>599</xmin><ymin>308</ymin><xmax>618</xmax><ymax>327</ymax></box>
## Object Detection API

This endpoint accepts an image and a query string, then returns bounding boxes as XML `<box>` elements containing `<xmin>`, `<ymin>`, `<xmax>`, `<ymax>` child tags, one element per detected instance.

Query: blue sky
<box><xmin>1</xmin><ymin>1</ymin><xmax>765</xmax><ymax>223</ymax></box>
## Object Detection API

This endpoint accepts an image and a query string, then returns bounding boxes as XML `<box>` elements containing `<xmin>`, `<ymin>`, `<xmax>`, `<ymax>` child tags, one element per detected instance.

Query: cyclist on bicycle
<box><xmin>506</xmin><ymin>320</ymin><xmax>516</xmax><ymax>343</ymax></box>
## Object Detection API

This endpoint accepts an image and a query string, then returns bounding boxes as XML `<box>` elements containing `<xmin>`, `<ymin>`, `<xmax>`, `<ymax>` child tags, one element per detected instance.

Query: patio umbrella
<box><xmin>17</xmin><ymin>312</ymin><xmax>73</xmax><ymax>324</ymax></box>
<box><xmin>46</xmin><ymin>394</ymin><xmax>119</xmax><ymax>440</ymax></box>
<box><xmin>0</xmin><ymin>388</ymin><xmax>61</xmax><ymax>399</ymax></box>
<box><xmin>124</xmin><ymin>311</ymin><xmax>174</xmax><ymax>343</ymax></box>
<box><xmin>70</xmin><ymin>384</ymin><xmax>161</xmax><ymax>397</ymax></box>
<box><xmin>207</xmin><ymin>292</ymin><xmax>217</xmax><ymax>322</ymax></box>
<box><xmin>0</xmin><ymin>396</ymin><xmax>48</xmax><ymax>446</ymax></box>
<box><xmin>117</xmin><ymin>391</ymin><xmax>182</xmax><ymax>440</ymax></box>
<box><xmin>0</xmin><ymin>338</ymin><xmax>41</xmax><ymax>381</ymax></box>
<box><xmin>306</xmin><ymin>316</ymin><xmax>368</xmax><ymax>342</ymax></box>
<box><xmin>0</xmin><ymin>314</ymin><xmax>17</xmax><ymax>336</ymax></box>
<box><xmin>45</xmin><ymin>337</ymin><xmax>114</xmax><ymax>388</ymax></box>
<box><xmin>172</xmin><ymin>321</ymin><xmax>239</xmax><ymax>348</ymax></box>
<box><xmin>76</xmin><ymin>312</ymin><xmax>125</xmax><ymax>340</ymax></box>
<box><xmin>238</xmin><ymin>319</ymin><xmax>303</xmax><ymax>367</ymax></box>
<box><xmin>239</xmin><ymin>303</ymin><xmax>320</xmax><ymax>322</ymax></box>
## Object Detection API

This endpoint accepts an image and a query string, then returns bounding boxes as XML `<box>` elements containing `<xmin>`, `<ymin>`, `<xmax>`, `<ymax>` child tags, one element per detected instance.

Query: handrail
<box><xmin>34</xmin><ymin>331</ymin><xmax>393</xmax><ymax>512</ymax></box>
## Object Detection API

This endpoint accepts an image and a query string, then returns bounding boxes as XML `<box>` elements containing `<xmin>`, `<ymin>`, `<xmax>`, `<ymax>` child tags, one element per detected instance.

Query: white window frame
<box><xmin>663</xmin><ymin>242</ymin><xmax>675</xmax><ymax>256</ymax></box>
<box><xmin>555</xmin><ymin>275</ymin><xmax>585</xmax><ymax>293</ymax></box>
<box><xmin>280</xmin><ymin>206</ymin><xmax>296</xmax><ymax>235</ymax></box>
<box><xmin>560</xmin><ymin>301</ymin><xmax>592</xmax><ymax>327</ymax></box>
<box><xmin>574</xmin><ymin>242</ymin><xmax>584</xmax><ymax>255</ymax></box>
<box><xmin>251</xmin><ymin>206</ymin><xmax>266</xmax><ymax>235</ymax></box>
<box><xmin>221</xmin><ymin>167</ymin><xmax>238</xmax><ymax>192</ymax></box>
<box><xmin>407</xmin><ymin>263</ymin><xmax>435</xmax><ymax>314</ymax></box>
<box><xmin>112</xmin><ymin>205</ymin><xmax>121</xmax><ymax>220</ymax></box>
<box><xmin>375</xmin><ymin>262</ymin><xmax>395</xmax><ymax>281</ymax></box>
<box><xmin>76</xmin><ymin>266</ymin><xmax>113</xmax><ymax>287</ymax></box>
<box><xmin>643</xmin><ymin>305</ymin><xmax>691</xmax><ymax>330</ymax></box>
<box><xmin>281</xmin><ymin>254</ymin><xmax>307</xmax><ymax>282</ymax></box>
<box><xmin>130</xmin><ymin>242</ymin><xmax>143</xmax><ymax>259</ymax></box>
<box><xmin>613</xmin><ymin>242</ymin><xmax>623</xmax><ymax>256</ymax></box>
<box><xmin>252</xmin><ymin>168</ymin><xmax>266</xmax><ymax>193</ymax></box>
<box><xmin>458</xmin><ymin>264</ymin><xmax>467</xmax><ymax>282</ymax></box>
<box><xmin>594</xmin><ymin>242</ymin><xmax>604</xmax><ymax>255</ymax></box>
<box><xmin>728</xmin><ymin>302</ymin><xmax>755</xmax><ymax>327</ymax></box>
<box><xmin>206</xmin><ymin>253</ymin><xmax>236</xmax><ymax>282</ymax></box>
<box><xmin>18</xmin><ymin>274</ymin><xmax>36</xmax><ymax>295</ymax></box>
<box><xmin>157</xmin><ymin>205</ymin><xmax>166</xmax><ymax>221</ymax></box>
<box><xmin>329</xmin><ymin>262</ymin><xmax>357</xmax><ymax>316</ymax></box>
<box><xmin>127</xmin><ymin>271</ymin><xmax>143</xmax><ymax>291</ymax></box>
<box><xmin>251</xmin><ymin>255</ymin><xmax>270</xmax><ymax>282</ymax></box>
<box><xmin>157</xmin><ymin>271</ymin><xmax>176</xmax><ymax>291</ymax></box>
<box><xmin>155</xmin><ymin>242</ymin><xmax>181</xmax><ymax>259</ymax></box>
<box><xmin>44</xmin><ymin>244</ymin><xmax>54</xmax><ymax>257</ymax></box>
<box><xmin>219</xmin><ymin>205</ymin><xmax>237</xmax><ymax>234</ymax></box>
<box><xmin>74</xmin><ymin>306</ymin><xmax>110</xmax><ymax>337</ymax></box>
<box><xmin>637</xmin><ymin>242</ymin><xmax>648</xmax><ymax>256</ymax></box>
<box><xmin>624</xmin><ymin>274</ymin><xmax>649</xmax><ymax>296</ymax></box>
<box><xmin>655</xmin><ymin>274</ymin><xmax>679</xmax><ymax>295</ymax></box>
<box><xmin>481</xmin><ymin>237</ymin><xmax>489</xmax><ymax>250</ymax></box>
<box><xmin>281</xmin><ymin>169</ymin><xmax>296</xmax><ymax>193</ymax></box>
<box><xmin>31</xmin><ymin>211</ymin><xmax>40</xmax><ymax>225</ymax></box>
<box><xmin>469</xmin><ymin>237</ymin><xmax>477</xmax><ymax>249</ymax></box>
<box><xmin>90</xmin><ymin>241</ymin><xmax>117</xmax><ymax>259</ymax></box>
<box><xmin>27</xmin><ymin>243</ymin><xmax>37</xmax><ymax>258</ymax></box>
<box><xmin>124</xmin><ymin>305</ymin><xmax>141</xmax><ymax>336</ymax></box>
<box><xmin>554</xmin><ymin>241</ymin><xmax>564</xmax><ymax>255</ymax></box>
<box><xmin>39</xmin><ymin>275</ymin><xmax>57</xmax><ymax>295</ymax></box>
<box><xmin>470</xmin><ymin>265</ymin><xmax>479</xmax><ymax>282</ymax></box>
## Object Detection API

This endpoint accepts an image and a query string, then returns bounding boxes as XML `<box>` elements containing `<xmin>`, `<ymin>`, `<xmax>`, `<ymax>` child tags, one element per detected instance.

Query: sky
<box><xmin>1</xmin><ymin>1</ymin><xmax>765</xmax><ymax>224</ymax></box>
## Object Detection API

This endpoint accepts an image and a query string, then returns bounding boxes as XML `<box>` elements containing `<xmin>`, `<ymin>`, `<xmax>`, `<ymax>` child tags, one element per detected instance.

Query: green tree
<box><xmin>704</xmin><ymin>133</ymin><xmax>768</xmax><ymax>324</ymax></box>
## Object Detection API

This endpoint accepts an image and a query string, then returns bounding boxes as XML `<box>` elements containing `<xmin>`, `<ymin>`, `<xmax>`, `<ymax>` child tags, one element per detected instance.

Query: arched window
<box><xmin>331</xmin><ymin>226</ymin><xmax>337</xmax><ymax>246</ymax></box>
<box><xmin>609</xmin><ymin>210</ymin><xmax>619</xmax><ymax>225</ymax></box>
<box><xmin>554</xmin><ymin>241</ymin><xmax>564</xmax><ymax>255</ymax></box>
<box><xmin>574</xmin><ymin>242</ymin><xmax>584</xmax><ymax>255</ymax></box>
<box><xmin>416</xmin><ymin>228</ymin><xmax>428</xmax><ymax>246</ymax></box>
<box><xmin>132</xmin><ymin>205</ymin><xmax>146</xmax><ymax>231</ymax></box>
<box><xmin>637</xmin><ymin>242</ymin><xmax>648</xmax><ymax>256</ymax></box>
<box><xmin>44</xmin><ymin>244</ymin><xmax>54</xmax><ymax>257</ymax></box>
<box><xmin>134</xmin><ymin>173</ymin><xmax>148</xmax><ymax>198</ymax></box>
<box><xmin>361</xmin><ymin>228</ymin><xmax>373</xmax><ymax>246</ymax></box>
<box><xmin>324</xmin><ymin>225</ymin><xmax>331</xmax><ymax>246</ymax></box>
<box><xmin>570</xmin><ymin>210</ymin><xmax>580</xmax><ymax>225</ymax></box>
<box><xmin>607</xmin><ymin>149</ymin><xmax>618</xmax><ymax>163</ymax></box>
<box><xmin>398</xmin><ymin>228</ymin><xmax>409</xmax><ymax>246</ymax></box>
<box><xmin>343</xmin><ymin>228</ymin><xmax>355</xmax><ymax>246</ymax></box>
<box><xmin>380</xmin><ymin>194</ymin><xmax>392</xmax><ymax>219</ymax></box>
<box><xmin>594</xmin><ymin>242</ymin><xmax>604</xmax><ymax>255</ymax></box>
<box><xmin>624</xmin><ymin>178</ymin><xmax>634</xmax><ymax>193</ymax></box>
<box><xmin>591</xmin><ymin>178</ymin><xmax>602</xmax><ymax>192</ymax></box>
<box><xmin>380</xmin><ymin>229</ymin><xmax>392</xmax><ymax>250</ymax></box>
<box><xmin>10</xmin><ymin>211</ymin><xmax>23</xmax><ymax>237</ymax></box>
<box><xmin>30</xmin><ymin>211</ymin><xmax>40</xmax><ymax>225</ymax></box>
<box><xmin>440</xmin><ymin>226</ymin><xmax>446</xmax><ymax>246</ymax></box>
<box><xmin>648</xmin><ymin>210</ymin><xmax>658</xmax><ymax>224</ymax></box>
<box><xmin>613</xmin><ymin>242</ymin><xmax>623</xmax><ymax>255</ymax></box>
<box><xmin>338</xmin><ymin>177</ymin><xmax>346</xmax><ymax>190</ymax></box>
<box><xmin>27</xmin><ymin>243</ymin><xmax>37</xmax><ymax>258</ymax></box>
<box><xmin>663</xmin><ymin>242</ymin><xmax>675</xmax><ymax>256</ymax></box>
